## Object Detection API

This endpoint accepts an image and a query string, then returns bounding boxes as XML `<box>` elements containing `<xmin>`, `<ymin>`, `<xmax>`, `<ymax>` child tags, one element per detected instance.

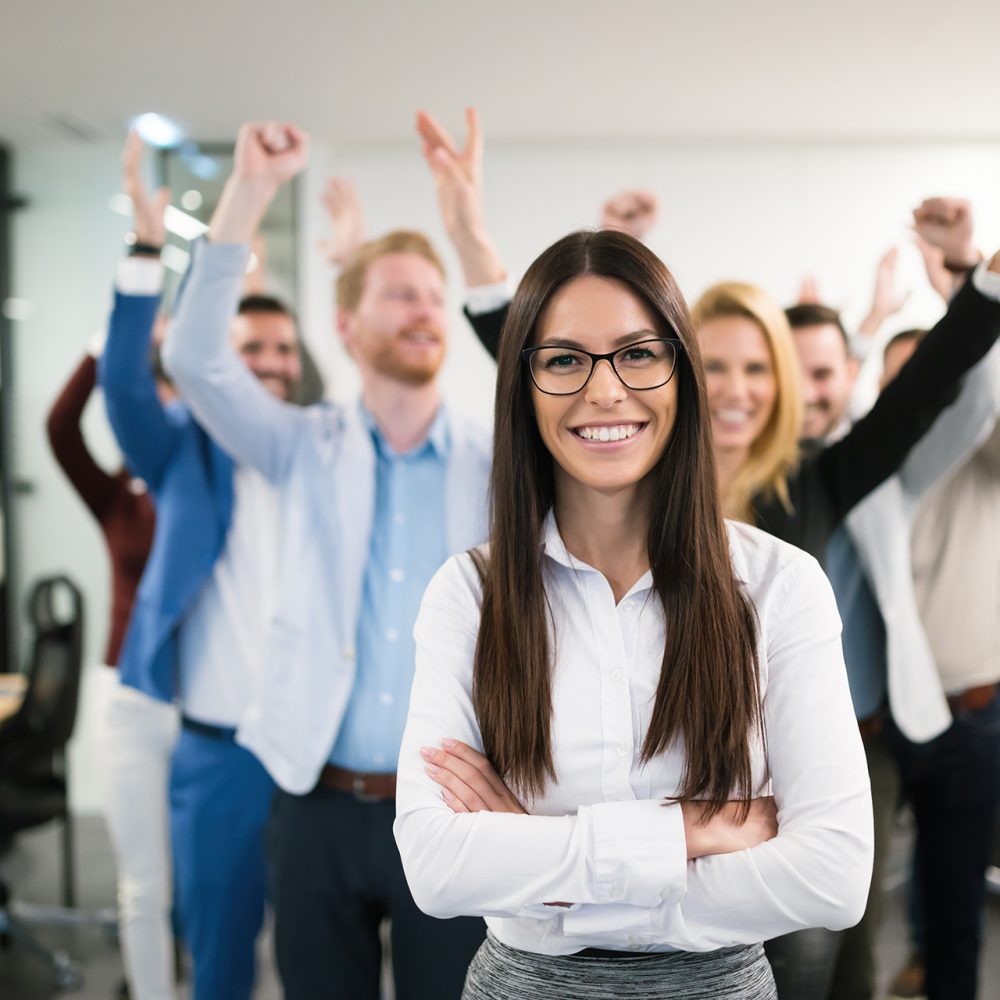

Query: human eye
<box><xmin>541</xmin><ymin>350</ymin><xmax>585</xmax><ymax>370</ymax></box>
<box><xmin>619</xmin><ymin>344</ymin><xmax>657</xmax><ymax>364</ymax></box>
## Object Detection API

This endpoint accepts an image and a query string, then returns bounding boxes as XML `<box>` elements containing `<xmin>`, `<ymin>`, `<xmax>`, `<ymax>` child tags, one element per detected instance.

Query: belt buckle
<box><xmin>352</xmin><ymin>775</ymin><xmax>380</xmax><ymax>804</ymax></box>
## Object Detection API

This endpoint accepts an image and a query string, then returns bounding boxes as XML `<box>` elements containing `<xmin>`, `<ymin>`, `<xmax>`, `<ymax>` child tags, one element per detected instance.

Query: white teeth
<box><xmin>714</xmin><ymin>409</ymin><xmax>750</xmax><ymax>423</ymax></box>
<box><xmin>575</xmin><ymin>423</ymin><xmax>641</xmax><ymax>442</ymax></box>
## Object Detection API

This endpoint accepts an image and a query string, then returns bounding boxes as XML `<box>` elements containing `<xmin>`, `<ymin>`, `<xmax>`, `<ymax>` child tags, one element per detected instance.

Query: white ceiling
<box><xmin>4</xmin><ymin>0</ymin><xmax>1000</xmax><ymax>149</ymax></box>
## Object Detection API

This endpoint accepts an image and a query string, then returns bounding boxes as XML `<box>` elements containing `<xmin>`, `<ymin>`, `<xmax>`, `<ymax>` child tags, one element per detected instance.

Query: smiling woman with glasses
<box><xmin>393</xmin><ymin>229</ymin><xmax>872</xmax><ymax>1000</ymax></box>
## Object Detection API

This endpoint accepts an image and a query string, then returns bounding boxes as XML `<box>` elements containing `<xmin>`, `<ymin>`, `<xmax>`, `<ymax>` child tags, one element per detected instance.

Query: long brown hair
<box><xmin>473</xmin><ymin>230</ymin><xmax>762</xmax><ymax>818</ymax></box>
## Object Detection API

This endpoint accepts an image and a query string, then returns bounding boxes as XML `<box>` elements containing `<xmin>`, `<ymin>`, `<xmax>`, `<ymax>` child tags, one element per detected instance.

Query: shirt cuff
<box><xmin>116</xmin><ymin>256</ymin><xmax>164</xmax><ymax>296</ymax></box>
<box><xmin>971</xmin><ymin>258</ymin><xmax>1000</xmax><ymax>301</ymax></box>
<box><xmin>847</xmin><ymin>334</ymin><xmax>875</xmax><ymax>362</ymax></box>
<box><xmin>465</xmin><ymin>280</ymin><xmax>513</xmax><ymax>316</ymax></box>
<box><xmin>584</xmin><ymin>799</ymin><xmax>688</xmax><ymax>908</ymax></box>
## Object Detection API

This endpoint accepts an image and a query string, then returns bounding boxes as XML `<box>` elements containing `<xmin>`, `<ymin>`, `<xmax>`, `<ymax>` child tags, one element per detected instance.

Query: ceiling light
<box><xmin>130</xmin><ymin>112</ymin><xmax>184</xmax><ymax>148</ymax></box>
<box><xmin>180</xmin><ymin>189</ymin><xmax>203</xmax><ymax>211</ymax></box>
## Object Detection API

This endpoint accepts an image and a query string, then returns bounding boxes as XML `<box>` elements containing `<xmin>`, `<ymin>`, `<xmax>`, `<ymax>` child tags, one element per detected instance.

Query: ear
<box><xmin>336</xmin><ymin>307</ymin><xmax>353</xmax><ymax>351</ymax></box>
<box><xmin>846</xmin><ymin>355</ymin><xmax>860</xmax><ymax>385</ymax></box>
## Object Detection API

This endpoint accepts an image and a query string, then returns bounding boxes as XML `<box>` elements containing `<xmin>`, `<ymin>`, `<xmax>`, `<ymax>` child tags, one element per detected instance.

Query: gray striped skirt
<box><xmin>461</xmin><ymin>933</ymin><xmax>777</xmax><ymax>999</ymax></box>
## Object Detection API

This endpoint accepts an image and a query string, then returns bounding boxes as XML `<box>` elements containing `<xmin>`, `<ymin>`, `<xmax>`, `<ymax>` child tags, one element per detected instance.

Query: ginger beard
<box><xmin>366</xmin><ymin>321</ymin><xmax>446</xmax><ymax>386</ymax></box>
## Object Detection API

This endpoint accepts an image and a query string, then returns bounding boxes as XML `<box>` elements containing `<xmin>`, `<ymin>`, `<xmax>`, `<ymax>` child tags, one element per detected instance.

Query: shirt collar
<box><xmin>541</xmin><ymin>509</ymin><xmax>654</xmax><ymax>597</ymax></box>
<box><xmin>357</xmin><ymin>399</ymin><xmax>451</xmax><ymax>460</ymax></box>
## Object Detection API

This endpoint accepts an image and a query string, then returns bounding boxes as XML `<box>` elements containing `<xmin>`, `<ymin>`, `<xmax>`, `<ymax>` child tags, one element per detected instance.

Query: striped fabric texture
<box><xmin>462</xmin><ymin>934</ymin><xmax>778</xmax><ymax>1000</ymax></box>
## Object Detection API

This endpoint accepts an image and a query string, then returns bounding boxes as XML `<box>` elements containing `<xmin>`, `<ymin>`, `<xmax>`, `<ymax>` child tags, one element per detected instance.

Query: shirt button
<box><xmin>389</xmin><ymin>568</ymin><xmax>405</xmax><ymax>583</ymax></box>
<box><xmin>616</xmin><ymin>745</ymin><xmax>628</xmax><ymax>758</ymax></box>
<box><xmin>379</xmin><ymin>692</ymin><xmax>394</xmax><ymax>706</ymax></box>
<box><xmin>342</xmin><ymin>646</ymin><xmax>355</xmax><ymax>661</ymax></box>
<box><xmin>385</xmin><ymin>628</ymin><xmax>399</xmax><ymax>642</ymax></box>
<box><xmin>610</xmin><ymin>668</ymin><xmax>623</xmax><ymax>682</ymax></box>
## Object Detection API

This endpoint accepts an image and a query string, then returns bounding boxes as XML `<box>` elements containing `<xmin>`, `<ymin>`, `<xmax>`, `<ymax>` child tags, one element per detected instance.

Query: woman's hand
<box><xmin>681</xmin><ymin>796</ymin><xmax>778</xmax><ymax>860</ymax></box>
<box><xmin>420</xmin><ymin>739</ymin><xmax>526</xmax><ymax>814</ymax></box>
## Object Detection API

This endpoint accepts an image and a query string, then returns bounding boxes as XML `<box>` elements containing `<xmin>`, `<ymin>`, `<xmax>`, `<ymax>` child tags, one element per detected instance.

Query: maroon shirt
<box><xmin>45</xmin><ymin>355</ymin><xmax>156</xmax><ymax>666</ymax></box>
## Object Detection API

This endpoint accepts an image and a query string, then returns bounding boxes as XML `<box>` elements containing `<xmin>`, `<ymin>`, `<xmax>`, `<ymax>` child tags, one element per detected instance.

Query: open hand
<box><xmin>416</xmin><ymin>107</ymin><xmax>485</xmax><ymax>243</ymax></box>
<box><xmin>870</xmin><ymin>247</ymin><xmax>908</xmax><ymax>319</ymax></box>
<box><xmin>121</xmin><ymin>131</ymin><xmax>169</xmax><ymax>247</ymax></box>
<box><xmin>421</xmin><ymin>739</ymin><xmax>526</xmax><ymax>814</ymax></box>
<box><xmin>318</xmin><ymin>177</ymin><xmax>365</xmax><ymax>267</ymax></box>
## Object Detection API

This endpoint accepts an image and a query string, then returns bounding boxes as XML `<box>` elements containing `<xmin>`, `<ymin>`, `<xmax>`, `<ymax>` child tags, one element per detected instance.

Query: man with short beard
<box><xmin>162</xmin><ymin>121</ymin><xmax>490</xmax><ymax>999</ymax></box>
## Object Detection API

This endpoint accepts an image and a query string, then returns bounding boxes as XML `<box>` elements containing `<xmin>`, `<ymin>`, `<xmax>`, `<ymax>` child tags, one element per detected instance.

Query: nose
<box><xmin>714</xmin><ymin>368</ymin><xmax>748</xmax><ymax>403</ymax></box>
<box><xmin>583</xmin><ymin>358</ymin><xmax>628</xmax><ymax>407</ymax></box>
<box><xmin>800</xmin><ymin>375</ymin><xmax>820</xmax><ymax>405</ymax></box>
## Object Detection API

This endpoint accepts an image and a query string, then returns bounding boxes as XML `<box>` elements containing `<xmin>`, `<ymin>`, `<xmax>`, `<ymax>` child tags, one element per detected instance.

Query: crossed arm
<box><xmin>394</xmin><ymin>552</ymin><xmax>873</xmax><ymax>950</ymax></box>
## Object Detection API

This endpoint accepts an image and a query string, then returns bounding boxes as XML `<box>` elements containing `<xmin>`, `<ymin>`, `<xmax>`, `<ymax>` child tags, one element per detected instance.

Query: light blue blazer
<box><xmin>163</xmin><ymin>241</ymin><xmax>491</xmax><ymax>793</ymax></box>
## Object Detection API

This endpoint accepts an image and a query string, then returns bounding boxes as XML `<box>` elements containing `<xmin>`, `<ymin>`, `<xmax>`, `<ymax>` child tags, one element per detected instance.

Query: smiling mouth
<box><xmin>712</xmin><ymin>409</ymin><xmax>754</xmax><ymax>427</ymax></box>
<box><xmin>400</xmin><ymin>330</ymin><xmax>440</xmax><ymax>347</ymax></box>
<box><xmin>572</xmin><ymin>422</ymin><xmax>646</xmax><ymax>442</ymax></box>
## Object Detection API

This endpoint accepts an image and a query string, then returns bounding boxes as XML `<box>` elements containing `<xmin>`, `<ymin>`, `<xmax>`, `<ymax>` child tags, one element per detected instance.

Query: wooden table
<box><xmin>0</xmin><ymin>672</ymin><xmax>27</xmax><ymax>722</ymax></box>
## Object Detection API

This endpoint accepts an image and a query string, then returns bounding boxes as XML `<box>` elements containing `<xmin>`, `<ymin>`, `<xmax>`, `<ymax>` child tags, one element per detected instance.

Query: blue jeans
<box><xmin>888</xmin><ymin>689</ymin><xmax>1000</xmax><ymax>1000</ymax></box>
<box><xmin>170</xmin><ymin>721</ymin><xmax>275</xmax><ymax>1000</ymax></box>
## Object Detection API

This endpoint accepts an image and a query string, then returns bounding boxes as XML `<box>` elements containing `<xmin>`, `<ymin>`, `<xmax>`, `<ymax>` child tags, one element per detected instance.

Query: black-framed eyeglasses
<box><xmin>521</xmin><ymin>338</ymin><xmax>683</xmax><ymax>396</ymax></box>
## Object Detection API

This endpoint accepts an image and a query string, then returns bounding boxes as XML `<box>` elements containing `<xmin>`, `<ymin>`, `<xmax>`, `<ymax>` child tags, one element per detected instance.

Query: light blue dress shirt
<box><xmin>825</xmin><ymin>526</ymin><xmax>887</xmax><ymax>721</ymax></box>
<box><xmin>328</xmin><ymin>406</ymin><xmax>450</xmax><ymax>772</ymax></box>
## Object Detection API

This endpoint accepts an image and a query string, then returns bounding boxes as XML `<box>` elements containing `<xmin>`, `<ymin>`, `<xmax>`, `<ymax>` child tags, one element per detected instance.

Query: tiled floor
<box><xmin>1</xmin><ymin>814</ymin><xmax>998</xmax><ymax>999</ymax></box>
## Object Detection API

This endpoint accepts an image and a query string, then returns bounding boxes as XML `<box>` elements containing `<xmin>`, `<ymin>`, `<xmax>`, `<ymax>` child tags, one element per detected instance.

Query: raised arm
<box><xmin>815</xmin><ymin>249</ymin><xmax>1000</xmax><ymax>521</ymax></box>
<box><xmin>317</xmin><ymin>176</ymin><xmax>366</xmax><ymax>268</ymax></box>
<box><xmin>99</xmin><ymin>133</ymin><xmax>178</xmax><ymax>488</ymax></box>
<box><xmin>416</xmin><ymin>108</ymin><xmax>510</xmax><ymax>360</ymax></box>
<box><xmin>855</xmin><ymin>247</ymin><xmax>908</xmax><ymax>343</ymax></box>
<box><xmin>162</xmin><ymin>122</ymin><xmax>309</xmax><ymax>483</ymax></box>
<box><xmin>47</xmin><ymin>354</ymin><xmax>116</xmax><ymax>518</ymax></box>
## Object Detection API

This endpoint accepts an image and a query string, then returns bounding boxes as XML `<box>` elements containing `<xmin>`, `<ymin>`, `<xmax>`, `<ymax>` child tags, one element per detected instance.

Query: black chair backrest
<box><xmin>1</xmin><ymin>576</ymin><xmax>84</xmax><ymax>761</ymax></box>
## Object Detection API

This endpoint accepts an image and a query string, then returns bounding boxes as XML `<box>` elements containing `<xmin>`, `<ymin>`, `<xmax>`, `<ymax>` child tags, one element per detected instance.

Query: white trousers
<box><xmin>96</xmin><ymin>670</ymin><xmax>180</xmax><ymax>1000</ymax></box>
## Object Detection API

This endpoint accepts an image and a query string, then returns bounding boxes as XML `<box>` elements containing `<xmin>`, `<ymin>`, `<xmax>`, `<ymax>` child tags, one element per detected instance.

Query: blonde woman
<box><xmin>690</xmin><ymin>263</ymin><xmax>1000</xmax><ymax>556</ymax></box>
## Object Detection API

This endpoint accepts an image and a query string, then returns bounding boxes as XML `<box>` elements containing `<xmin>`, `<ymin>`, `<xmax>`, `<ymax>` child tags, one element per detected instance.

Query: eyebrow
<box><xmin>537</xmin><ymin>328</ymin><xmax>661</xmax><ymax>350</ymax></box>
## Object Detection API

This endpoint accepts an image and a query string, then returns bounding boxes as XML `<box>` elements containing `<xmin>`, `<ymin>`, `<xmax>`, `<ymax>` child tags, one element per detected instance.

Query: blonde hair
<box><xmin>691</xmin><ymin>282</ymin><xmax>803</xmax><ymax>522</ymax></box>
<box><xmin>335</xmin><ymin>230</ymin><xmax>446</xmax><ymax>311</ymax></box>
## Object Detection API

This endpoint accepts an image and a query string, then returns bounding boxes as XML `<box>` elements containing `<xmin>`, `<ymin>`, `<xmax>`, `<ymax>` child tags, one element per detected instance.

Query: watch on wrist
<box><xmin>128</xmin><ymin>239</ymin><xmax>163</xmax><ymax>257</ymax></box>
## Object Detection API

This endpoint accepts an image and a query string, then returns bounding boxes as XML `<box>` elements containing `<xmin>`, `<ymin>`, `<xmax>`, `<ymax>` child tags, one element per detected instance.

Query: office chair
<box><xmin>0</xmin><ymin>574</ymin><xmax>103</xmax><ymax>991</ymax></box>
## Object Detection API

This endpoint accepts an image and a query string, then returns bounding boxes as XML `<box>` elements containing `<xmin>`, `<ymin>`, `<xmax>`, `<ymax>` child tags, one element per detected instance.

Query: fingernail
<box><xmin>441</xmin><ymin>738</ymin><xmax>457</xmax><ymax>748</ymax></box>
<box><xmin>441</xmin><ymin>787</ymin><xmax>453</xmax><ymax>800</ymax></box>
<box><xmin>425</xmin><ymin>764</ymin><xmax>440</xmax><ymax>775</ymax></box>
<box><xmin>420</xmin><ymin>747</ymin><xmax>434</xmax><ymax>758</ymax></box>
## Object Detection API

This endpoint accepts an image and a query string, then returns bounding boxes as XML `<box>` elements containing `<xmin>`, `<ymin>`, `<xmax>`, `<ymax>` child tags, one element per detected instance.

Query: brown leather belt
<box><xmin>947</xmin><ymin>683</ymin><xmax>998</xmax><ymax>715</ymax></box>
<box><xmin>319</xmin><ymin>764</ymin><xmax>396</xmax><ymax>802</ymax></box>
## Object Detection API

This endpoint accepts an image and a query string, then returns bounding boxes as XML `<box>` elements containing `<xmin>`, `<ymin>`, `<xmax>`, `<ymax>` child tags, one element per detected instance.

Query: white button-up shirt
<box><xmin>394</xmin><ymin>513</ymin><xmax>872</xmax><ymax>955</ymax></box>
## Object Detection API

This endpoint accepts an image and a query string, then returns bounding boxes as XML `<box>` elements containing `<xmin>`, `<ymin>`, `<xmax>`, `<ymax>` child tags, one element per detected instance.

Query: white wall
<box><xmin>10</xmin><ymin>135</ymin><xmax>1000</xmax><ymax>811</ymax></box>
